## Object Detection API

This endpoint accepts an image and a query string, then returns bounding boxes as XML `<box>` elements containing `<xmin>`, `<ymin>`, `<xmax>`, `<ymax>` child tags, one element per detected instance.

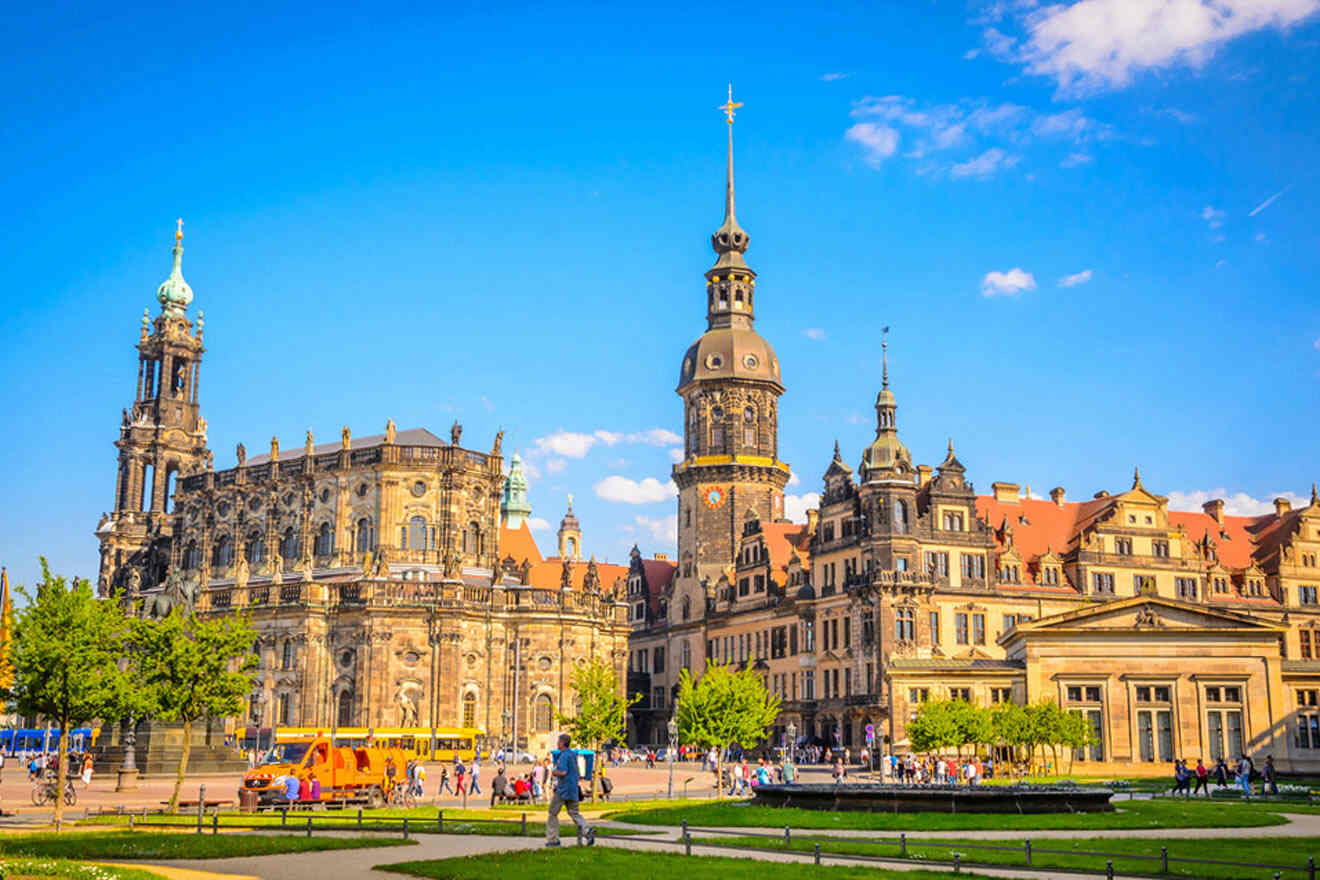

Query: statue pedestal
<box><xmin>96</xmin><ymin>718</ymin><xmax>249</xmax><ymax>779</ymax></box>
<box><xmin>115</xmin><ymin>768</ymin><xmax>139</xmax><ymax>792</ymax></box>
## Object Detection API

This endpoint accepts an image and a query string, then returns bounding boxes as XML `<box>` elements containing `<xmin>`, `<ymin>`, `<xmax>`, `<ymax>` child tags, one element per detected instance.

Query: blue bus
<box><xmin>0</xmin><ymin>727</ymin><xmax>100</xmax><ymax>755</ymax></box>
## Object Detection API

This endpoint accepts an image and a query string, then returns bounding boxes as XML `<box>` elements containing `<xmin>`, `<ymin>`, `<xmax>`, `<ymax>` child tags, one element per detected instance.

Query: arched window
<box><xmin>408</xmin><ymin>516</ymin><xmax>427</xmax><ymax>550</ymax></box>
<box><xmin>893</xmin><ymin>499</ymin><xmax>909</xmax><ymax>535</ymax></box>
<box><xmin>337</xmin><ymin>690</ymin><xmax>354</xmax><ymax>727</ymax></box>
<box><xmin>687</xmin><ymin>407</ymin><xmax>698</xmax><ymax>454</ymax></box>
<box><xmin>245</xmin><ymin>532</ymin><xmax>265</xmax><ymax>564</ymax></box>
<box><xmin>461</xmin><ymin>692</ymin><xmax>477</xmax><ymax>728</ymax></box>
<box><xmin>314</xmin><ymin>523</ymin><xmax>334</xmax><ymax>556</ymax></box>
<box><xmin>743</xmin><ymin>406</ymin><xmax>757</xmax><ymax>449</ymax></box>
<box><xmin>277</xmin><ymin>692</ymin><xmax>291</xmax><ymax>725</ymax></box>
<box><xmin>464</xmin><ymin>521</ymin><xmax>481</xmax><ymax>555</ymax></box>
<box><xmin>280</xmin><ymin>527</ymin><xmax>298</xmax><ymax>560</ymax></box>
<box><xmin>355</xmin><ymin>518</ymin><xmax>373</xmax><ymax>552</ymax></box>
<box><xmin>681</xmin><ymin>640</ymin><xmax>691</xmax><ymax>669</ymax></box>
<box><xmin>709</xmin><ymin>406</ymin><xmax>725</xmax><ymax>452</ymax></box>
<box><xmin>183</xmin><ymin>541</ymin><xmax>200</xmax><ymax>570</ymax></box>
<box><xmin>281</xmin><ymin>640</ymin><xmax>293</xmax><ymax>669</ymax></box>
<box><xmin>567</xmin><ymin>537</ymin><xmax>577</xmax><ymax>557</ymax></box>
<box><xmin>681</xmin><ymin>596</ymin><xmax>691</xmax><ymax>621</ymax></box>
<box><xmin>534</xmin><ymin>694</ymin><xmax>553</xmax><ymax>732</ymax></box>
<box><xmin>213</xmin><ymin>535</ymin><xmax>233</xmax><ymax>568</ymax></box>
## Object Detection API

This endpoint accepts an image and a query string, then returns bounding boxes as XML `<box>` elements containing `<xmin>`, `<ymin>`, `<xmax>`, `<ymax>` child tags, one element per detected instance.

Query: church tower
<box><xmin>672</xmin><ymin>88</ymin><xmax>791</xmax><ymax>622</ymax></box>
<box><xmin>501</xmin><ymin>452</ymin><xmax>533</xmax><ymax>529</ymax></box>
<box><xmin>857</xmin><ymin>334</ymin><xmax>920</xmax><ymax>570</ymax></box>
<box><xmin>557</xmin><ymin>496</ymin><xmax>582</xmax><ymax>560</ymax></box>
<box><xmin>96</xmin><ymin>220</ymin><xmax>211</xmax><ymax>595</ymax></box>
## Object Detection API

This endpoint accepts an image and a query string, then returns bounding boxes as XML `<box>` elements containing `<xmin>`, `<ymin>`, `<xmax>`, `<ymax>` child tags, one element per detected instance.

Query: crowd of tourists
<box><xmin>1168</xmin><ymin>754</ymin><xmax>1279</xmax><ymax>797</ymax></box>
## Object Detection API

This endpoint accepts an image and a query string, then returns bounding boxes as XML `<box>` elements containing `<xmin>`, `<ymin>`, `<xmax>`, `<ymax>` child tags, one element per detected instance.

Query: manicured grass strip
<box><xmin>690</xmin><ymin>833</ymin><xmax>1320</xmax><ymax>880</ymax></box>
<box><xmin>375</xmin><ymin>847</ymin><xmax>985</xmax><ymax>879</ymax></box>
<box><xmin>0</xmin><ymin>832</ymin><xmax>416</xmax><ymax>861</ymax></box>
<box><xmin>78</xmin><ymin>812</ymin><xmax>651</xmax><ymax>839</ymax></box>
<box><xmin>0</xmin><ymin>859</ymin><xmax>160</xmax><ymax>880</ymax></box>
<box><xmin>80</xmin><ymin>806</ymin><xmax>510</xmax><ymax>825</ymax></box>
<box><xmin>607</xmin><ymin>797</ymin><xmax>1287</xmax><ymax>831</ymax></box>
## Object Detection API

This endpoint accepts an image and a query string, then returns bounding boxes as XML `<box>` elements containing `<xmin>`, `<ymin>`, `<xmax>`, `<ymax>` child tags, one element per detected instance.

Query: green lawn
<box><xmin>0</xmin><ymin>860</ymin><xmax>160</xmax><ymax>880</ymax></box>
<box><xmin>0</xmin><ymin>832</ymin><xmax>416</xmax><ymax>861</ymax></box>
<box><xmin>375</xmin><ymin>847</ymin><xmax>989</xmax><ymax>879</ymax></box>
<box><xmin>690</xmin><ymin>832</ymin><xmax>1320</xmax><ymax>879</ymax></box>
<box><xmin>607</xmin><ymin>797</ymin><xmax>1289</xmax><ymax>831</ymax></box>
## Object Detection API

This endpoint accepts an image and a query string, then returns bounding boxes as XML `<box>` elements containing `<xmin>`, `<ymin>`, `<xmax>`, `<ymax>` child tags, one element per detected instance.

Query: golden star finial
<box><xmin>175</xmin><ymin>218</ymin><xmax>184</xmax><ymax>241</ymax></box>
<box><xmin>720</xmin><ymin>83</ymin><xmax>743</xmax><ymax>125</ymax></box>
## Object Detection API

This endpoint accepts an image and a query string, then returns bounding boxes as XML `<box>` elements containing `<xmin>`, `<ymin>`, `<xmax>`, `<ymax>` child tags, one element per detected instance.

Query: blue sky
<box><xmin>2</xmin><ymin>0</ymin><xmax>1318</xmax><ymax>591</ymax></box>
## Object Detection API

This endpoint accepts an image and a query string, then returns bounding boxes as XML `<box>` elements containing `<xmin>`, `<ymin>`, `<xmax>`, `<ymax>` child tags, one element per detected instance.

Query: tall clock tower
<box><xmin>672</xmin><ymin>88</ymin><xmax>791</xmax><ymax>625</ymax></box>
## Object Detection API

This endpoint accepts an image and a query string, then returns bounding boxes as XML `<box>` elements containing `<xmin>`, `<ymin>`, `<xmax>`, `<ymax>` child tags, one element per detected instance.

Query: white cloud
<box><xmin>845</xmin><ymin>123</ymin><xmax>901</xmax><ymax>166</ymax></box>
<box><xmin>480</xmin><ymin>395</ymin><xmax>495</xmax><ymax>413</ymax></box>
<box><xmin>1060</xmin><ymin>152</ymin><xmax>1093</xmax><ymax>167</ymax></box>
<box><xmin>963</xmin><ymin>48</ymin><xmax>982</xmax><ymax>59</ymax></box>
<box><xmin>1255</xmin><ymin>232</ymin><xmax>1268</xmax><ymax>242</ymax></box>
<box><xmin>633</xmin><ymin>514</ymin><xmax>679</xmax><ymax>546</ymax></box>
<box><xmin>1008</xmin><ymin>0</ymin><xmax>1320</xmax><ymax>94</ymax></box>
<box><xmin>532</xmin><ymin>427</ymin><xmax>683</xmax><ymax>458</ymax></box>
<box><xmin>594</xmin><ymin>476</ymin><xmax>678</xmax><ymax>504</ymax></box>
<box><xmin>1166</xmin><ymin>488</ymin><xmax>1310</xmax><ymax>517</ymax></box>
<box><xmin>1215</xmin><ymin>258</ymin><xmax>1227</xmax><ymax>268</ymax></box>
<box><xmin>981</xmin><ymin>267</ymin><xmax>1037</xmax><ymax>298</ymax></box>
<box><xmin>1201</xmin><ymin>205</ymin><xmax>1226</xmax><ymax>229</ymax></box>
<box><xmin>951</xmin><ymin>147</ymin><xmax>1020</xmax><ymax>178</ymax></box>
<box><xmin>821</xmin><ymin>72</ymin><xmax>849</xmax><ymax>81</ymax></box>
<box><xmin>668</xmin><ymin>448</ymin><xmax>685</xmax><ymax>463</ymax></box>
<box><xmin>784</xmin><ymin>493</ymin><xmax>821</xmax><ymax>524</ymax></box>
<box><xmin>803</xmin><ymin>327</ymin><xmax>827</xmax><ymax>341</ymax></box>
<box><xmin>787</xmin><ymin>472</ymin><xmax>801</xmax><ymax>488</ymax></box>
<box><xmin>526</xmin><ymin>517</ymin><xmax>551</xmax><ymax>531</ymax></box>
<box><xmin>1249</xmin><ymin>184</ymin><xmax>1292</xmax><ymax>216</ymax></box>
<box><xmin>518</xmin><ymin>456</ymin><xmax>542</xmax><ymax>481</ymax></box>
<box><xmin>1058</xmin><ymin>268</ymin><xmax>1094</xmax><ymax>287</ymax></box>
<box><xmin>546</xmin><ymin>458</ymin><xmax>567</xmax><ymax>474</ymax></box>
<box><xmin>1313</xmin><ymin>336</ymin><xmax>1320</xmax><ymax>351</ymax></box>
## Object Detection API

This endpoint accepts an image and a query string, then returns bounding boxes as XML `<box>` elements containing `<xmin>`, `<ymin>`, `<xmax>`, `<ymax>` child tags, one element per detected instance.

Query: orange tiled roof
<box><xmin>498</xmin><ymin>521</ymin><xmax>544</xmax><ymax>566</ymax></box>
<box><xmin>759</xmin><ymin>521</ymin><xmax>812</xmax><ymax>585</ymax></box>
<box><xmin>525</xmin><ymin>558</ymin><xmax>631</xmax><ymax>592</ymax></box>
<box><xmin>1166</xmin><ymin>510</ymin><xmax>1268</xmax><ymax>571</ymax></box>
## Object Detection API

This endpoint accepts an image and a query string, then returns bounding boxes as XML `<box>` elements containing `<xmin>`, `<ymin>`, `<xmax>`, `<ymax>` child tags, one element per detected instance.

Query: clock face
<box><xmin>704</xmin><ymin>487</ymin><xmax>725</xmax><ymax>509</ymax></box>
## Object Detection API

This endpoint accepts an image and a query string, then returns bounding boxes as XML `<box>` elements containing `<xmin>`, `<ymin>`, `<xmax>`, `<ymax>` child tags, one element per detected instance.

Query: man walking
<box><xmin>469</xmin><ymin>756</ymin><xmax>482</xmax><ymax>795</ymax></box>
<box><xmin>546</xmin><ymin>733</ymin><xmax>595</xmax><ymax>848</ymax></box>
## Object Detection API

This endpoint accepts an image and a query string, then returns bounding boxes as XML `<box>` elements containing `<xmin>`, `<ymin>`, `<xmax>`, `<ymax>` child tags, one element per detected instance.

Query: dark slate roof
<box><xmin>887</xmin><ymin>658</ymin><xmax>1025</xmax><ymax>671</ymax></box>
<box><xmin>243</xmin><ymin>428</ymin><xmax>449</xmax><ymax>466</ymax></box>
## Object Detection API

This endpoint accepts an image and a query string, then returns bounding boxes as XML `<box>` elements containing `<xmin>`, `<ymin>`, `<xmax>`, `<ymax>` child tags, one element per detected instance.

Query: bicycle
<box><xmin>30</xmin><ymin>778</ymin><xmax>76</xmax><ymax>807</ymax></box>
<box><xmin>387</xmin><ymin>784</ymin><xmax>416</xmax><ymax>809</ymax></box>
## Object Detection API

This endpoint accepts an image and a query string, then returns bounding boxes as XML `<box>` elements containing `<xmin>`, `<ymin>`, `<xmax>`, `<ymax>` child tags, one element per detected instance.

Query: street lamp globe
<box><xmin>666</xmin><ymin>716</ymin><xmax>677</xmax><ymax>741</ymax></box>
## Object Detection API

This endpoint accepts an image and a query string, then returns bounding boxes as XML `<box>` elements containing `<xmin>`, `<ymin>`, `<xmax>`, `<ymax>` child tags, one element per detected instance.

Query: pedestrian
<box><xmin>1236</xmin><ymin>754</ymin><xmax>1252</xmax><ymax>797</ymax></box>
<box><xmin>831</xmin><ymin>758</ymin><xmax>845</xmax><ymax>786</ymax></box>
<box><xmin>469</xmin><ymin>756</ymin><xmax>482</xmax><ymax>795</ymax></box>
<box><xmin>81</xmin><ymin>753</ymin><xmax>94</xmax><ymax>788</ymax></box>
<box><xmin>1193</xmin><ymin>759</ymin><xmax>1208</xmax><ymax>796</ymax></box>
<box><xmin>1213</xmin><ymin>756</ymin><xmax>1228</xmax><ymax>787</ymax></box>
<box><xmin>531</xmin><ymin>758</ymin><xmax>545</xmax><ymax>803</ymax></box>
<box><xmin>545</xmin><ymin>733</ymin><xmax>595</xmax><ymax>848</ymax></box>
<box><xmin>1263</xmin><ymin>755</ymin><xmax>1277</xmax><ymax>795</ymax></box>
<box><xmin>454</xmin><ymin>758</ymin><xmax>467</xmax><ymax>796</ymax></box>
<box><xmin>490</xmin><ymin>765</ymin><xmax>509</xmax><ymax>807</ymax></box>
<box><xmin>437</xmin><ymin>765</ymin><xmax>453</xmax><ymax>795</ymax></box>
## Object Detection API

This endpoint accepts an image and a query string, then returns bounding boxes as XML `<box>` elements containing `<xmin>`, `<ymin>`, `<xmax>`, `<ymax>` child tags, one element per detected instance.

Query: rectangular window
<box><xmin>1138</xmin><ymin>711</ymin><xmax>1154</xmax><ymax>761</ymax></box>
<box><xmin>738</xmin><ymin>578</ymin><xmax>749</xmax><ymax>597</ymax></box>
<box><xmin>1298</xmin><ymin>689</ymin><xmax>1318</xmax><ymax>707</ymax></box>
<box><xmin>652</xmin><ymin>686</ymin><xmax>665</xmax><ymax>709</ymax></box>
<box><xmin>950</xmin><ymin>687</ymin><xmax>970</xmax><ymax>702</ymax></box>
<box><xmin>804</xmin><ymin>670</ymin><xmax>815</xmax><ymax>700</ymax></box>
<box><xmin>1115</xmin><ymin>537</ymin><xmax>1133</xmax><ymax>556</ymax></box>
<box><xmin>1226</xmin><ymin>710</ymin><xmax>1243</xmax><ymax>758</ymax></box>
<box><xmin>866</xmin><ymin>663</ymin><xmax>873</xmax><ymax>694</ymax></box>
<box><xmin>843</xmin><ymin>617</ymin><xmax>851</xmax><ymax>648</ymax></box>
<box><xmin>1176</xmin><ymin>577</ymin><xmax>1199</xmax><ymax>599</ymax></box>
<box><xmin>991</xmin><ymin>687</ymin><xmax>1013</xmax><ymax>704</ymax></box>
<box><xmin>955</xmin><ymin>613</ymin><xmax>969</xmax><ymax>645</ymax></box>
<box><xmin>1154</xmin><ymin>686</ymin><xmax>1171</xmax><ymax>702</ymax></box>
<box><xmin>844</xmin><ymin>668</ymin><xmax>852</xmax><ymax>697</ymax></box>
<box><xmin>654</xmin><ymin>646</ymin><xmax>665</xmax><ymax>673</ymax></box>
<box><xmin>1085</xmin><ymin>686</ymin><xmax>1102</xmax><ymax>702</ymax></box>
<box><xmin>972</xmin><ymin>613</ymin><xmax>986</xmax><ymax>645</ymax></box>
<box><xmin>930</xmin><ymin>612</ymin><xmax>940</xmax><ymax>645</ymax></box>
<box><xmin>1208</xmin><ymin>710</ymin><xmax>1224</xmax><ymax>761</ymax></box>
<box><xmin>754</xmin><ymin>574</ymin><xmax>765</xmax><ymax>593</ymax></box>
<box><xmin>1003</xmin><ymin>614</ymin><xmax>1017</xmax><ymax>632</ymax></box>
<box><xmin>1301</xmin><ymin>586</ymin><xmax>1318</xmax><ymax>605</ymax></box>
<box><xmin>1087</xmin><ymin>709</ymin><xmax>1104</xmax><ymax>761</ymax></box>
<box><xmin>1153</xmin><ymin>539</ymin><xmax>1170</xmax><ymax>558</ymax></box>
<box><xmin>908</xmin><ymin>687</ymin><xmax>928</xmax><ymax>704</ymax></box>
<box><xmin>1067</xmin><ymin>685</ymin><xmax>1082</xmax><ymax>702</ymax></box>
<box><xmin>1092</xmin><ymin>572</ymin><xmax>1115</xmax><ymax>594</ymax></box>
<box><xmin>1156</xmin><ymin>710</ymin><xmax>1173</xmax><ymax>761</ymax></box>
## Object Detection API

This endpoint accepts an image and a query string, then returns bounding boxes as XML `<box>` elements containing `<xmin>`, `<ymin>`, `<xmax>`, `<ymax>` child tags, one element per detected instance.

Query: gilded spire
<box><xmin>1312</xmin><ymin>483</ymin><xmax>1318</xmax><ymax>506</ymax></box>
<box><xmin>881</xmin><ymin>326</ymin><xmax>890</xmax><ymax>390</ymax></box>
<box><xmin>156</xmin><ymin>218</ymin><xmax>194</xmax><ymax>319</ymax></box>
<box><xmin>1133</xmin><ymin>466</ymin><xmax>1143</xmax><ymax>489</ymax></box>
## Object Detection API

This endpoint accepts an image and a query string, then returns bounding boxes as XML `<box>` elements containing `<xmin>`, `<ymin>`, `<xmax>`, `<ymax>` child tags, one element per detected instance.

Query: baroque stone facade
<box><xmin>627</xmin><ymin>108</ymin><xmax>1320</xmax><ymax>774</ymax></box>
<box><xmin>95</xmin><ymin>227</ymin><xmax>633</xmax><ymax>754</ymax></box>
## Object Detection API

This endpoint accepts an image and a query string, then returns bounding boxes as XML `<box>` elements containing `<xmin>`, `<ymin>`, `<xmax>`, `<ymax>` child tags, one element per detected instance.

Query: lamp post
<box><xmin>501</xmin><ymin>711</ymin><xmax>512</xmax><ymax>760</ymax></box>
<box><xmin>666</xmin><ymin>715</ymin><xmax>677</xmax><ymax>799</ymax></box>
<box><xmin>785</xmin><ymin>721</ymin><xmax>797</xmax><ymax>763</ymax></box>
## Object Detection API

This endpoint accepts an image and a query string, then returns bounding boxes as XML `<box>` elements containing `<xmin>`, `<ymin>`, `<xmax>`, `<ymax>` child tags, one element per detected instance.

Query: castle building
<box><xmin>627</xmin><ymin>96</ymin><xmax>1320</xmax><ymax>773</ymax></box>
<box><xmin>95</xmin><ymin>226</ymin><xmax>645</xmax><ymax>756</ymax></box>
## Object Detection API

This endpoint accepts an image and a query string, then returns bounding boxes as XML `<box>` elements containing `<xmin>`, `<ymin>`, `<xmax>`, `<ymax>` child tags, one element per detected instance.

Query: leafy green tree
<box><xmin>555</xmin><ymin>656</ymin><xmax>640</xmax><ymax>801</ymax></box>
<box><xmin>1060</xmin><ymin>708</ymin><xmax>1094</xmax><ymax>773</ymax></box>
<box><xmin>676</xmin><ymin>661</ymin><xmax>780</xmax><ymax>799</ymax></box>
<box><xmin>5</xmin><ymin>560</ymin><xmax>135</xmax><ymax>829</ymax></box>
<box><xmin>990</xmin><ymin>701</ymin><xmax>1030</xmax><ymax>775</ymax></box>
<box><xmin>907</xmin><ymin>700</ymin><xmax>959</xmax><ymax>754</ymax></box>
<box><xmin>132</xmin><ymin>611</ymin><xmax>256</xmax><ymax>813</ymax></box>
<box><xmin>950</xmin><ymin>699</ymin><xmax>993</xmax><ymax>756</ymax></box>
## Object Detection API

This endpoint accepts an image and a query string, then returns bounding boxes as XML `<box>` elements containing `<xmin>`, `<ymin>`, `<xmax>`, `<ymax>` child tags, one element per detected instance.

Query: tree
<box><xmin>5</xmin><ymin>560</ymin><xmax>135</xmax><ymax>829</ymax></box>
<box><xmin>990</xmin><ymin>701</ymin><xmax>1030</xmax><ymax>776</ymax></box>
<box><xmin>554</xmin><ymin>656</ymin><xmax>640</xmax><ymax>801</ymax></box>
<box><xmin>1060</xmin><ymin>708</ymin><xmax>1094</xmax><ymax>773</ymax></box>
<box><xmin>950</xmin><ymin>699</ymin><xmax>993</xmax><ymax>757</ymax></box>
<box><xmin>675</xmin><ymin>661</ymin><xmax>780</xmax><ymax>799</ymax></box>
<box><xmin>907</xmin><ymin>700</ymin><xmax>959</xmax><ymax>755</ymax></box>
<box><xmin>132</xmin><ymin>610</ymin><xmax>256</xmax><ymax>812</ymax></box>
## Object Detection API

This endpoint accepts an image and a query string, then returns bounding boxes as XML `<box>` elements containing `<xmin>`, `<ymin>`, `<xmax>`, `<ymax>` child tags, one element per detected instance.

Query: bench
<box><xmin>169</xmin><ymin>799</ymin><xmax>234</xmax><ymax>809</ymax></box>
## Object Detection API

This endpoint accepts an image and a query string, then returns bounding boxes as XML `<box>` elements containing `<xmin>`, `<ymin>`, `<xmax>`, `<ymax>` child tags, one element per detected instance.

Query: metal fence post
<box><xmin>403</xmin><ymin>817</ymin><xmax>409</xmax><ymax>840</ymax></box>
<box><xmin>900</xmin><ymin>832</ymin><xmax>906</xmax><ymax>857</ymax></box>
<box><xmin>1161</xmin><ymin>845</ymin><xmax>1168</xmax><ymax>873</ymax></box>
<box><xmin>1025</xmin><ymin>839</ymin><xmax>1031</xmax><ymax>865</ymax></box>
<box><xmin>128</xmin><ymin>813</ymin><xmax>134</xmax><ymax>832</ymax></box>
<box><xmin>953</xmin><ymin>853</ymin><xmax>961</xmax><ymax>874</ymax></box>
<box><xmin>1309</xmin><ymin>855</ymin><xmax>1315</xmax><ymax>880</ymax></box>
<box><xmin>212</xmin><ymin>811</ymin><xmax>219</xmax><ymax>835</ymax></box>
<box><xmin>784</xmin><ymin>826</ymin><xmax>791</xmax><ymax>848</ymax></box>
<box><xmin>306</xmin><ymin>816</ymin><xmax>313</xmax><ymax>838</ymax></box>
<box><xmin>281</xmin><ymin>807</ymin><xmax>288</xmax><ymax>826</ymax></box>
<box><xmin>685</xmin><ymin>829</ymin><xmax>692</xmax><ymax>856</ymax></box>
<box><xmin>1106</xmin><ymin>859</ymin><xmax>1114</xmax><ymax>880</ymax></box>
<box><xmin>357</xmin><ymin>808</ymin><xmax>362</xmax><ymax>829</ymax></box>
<box><xmin>197</xmin><ymin>784</ymin><xmax>206</xmax><ymax>834</ymax></box>
<box><xmin>521</xmin><ymin>812</ymin><xmax>527</xmax><ymax>835</ymax></box>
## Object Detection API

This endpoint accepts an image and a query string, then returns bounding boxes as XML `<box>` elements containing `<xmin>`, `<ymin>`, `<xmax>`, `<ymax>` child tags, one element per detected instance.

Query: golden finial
<box><xmin>720</xmin><ymin>84</ymin><xmax>743</xmax><ymax>125</ymax></box>
<box><xmin>175</xmin><ymin>218</ymin><xmax>184</xmax><ymax>241</ymax></box>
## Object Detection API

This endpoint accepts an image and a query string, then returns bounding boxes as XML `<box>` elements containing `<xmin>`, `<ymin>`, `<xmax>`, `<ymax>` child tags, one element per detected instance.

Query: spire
<box><xmin>882</xmin><ymin>326</ymin><xmax>890</xmax><ymax>390</ymax></box>
<box><xmin>156</xmin><ymin>218</ymin><xmax>194</xmax><ymax>319</ymax></box>
<box><xmin>502</xmin><ymin>452</ymin><xmax>532</xmax><ymax>529</ymax></box>
<box><xmin>709</xmin><ymin>84</ymin><xmax>751</xmax><ymax>273</ymax></box>
<box><xmin>1312</xmin><ymin>483</ymin><xmax>1318</xmax><ymax>506</ymax></box>
<box><xmin>1132</xmin><ymin>466</ymin><xmax>1143</xmax><ymax>489</ymax></box>
<box><xmin>948</xmin><ymin>436</ymin><xmax>954</xmax><ymax>455</ymax></box>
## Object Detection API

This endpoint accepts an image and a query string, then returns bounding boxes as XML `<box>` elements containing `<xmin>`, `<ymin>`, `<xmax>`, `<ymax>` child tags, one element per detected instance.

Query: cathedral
<box><xmin>94</xmin><ymin>223</ymin><xmax>643</xmax><ymax>756</ymax></box>
<box><xmin>626</xmin><ymin>97</ymin><xmax>1320</xmax><ymax>774</ymax></box>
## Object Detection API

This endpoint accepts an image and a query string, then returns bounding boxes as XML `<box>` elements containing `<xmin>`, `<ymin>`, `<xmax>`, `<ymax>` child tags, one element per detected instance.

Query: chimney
<box><xmin>805</xmin><ymin>509</ymin><xmax>819</xmax><ymax>536</ymax></box>
<box><xmin>653</xmin><ymin>552</ymin><xmax>669</xmax><ymax>561</ymax></box>
<box><xmin>917</xmin><ymin>465</ymin><xmax>933</xmax><ymax>488</ymax></box>
<box><xmin>992</xmin><ymin>482</ymin><xmax>1021</xmax><ymax>504</ymax></box>
<box><xmin>1202</xmin><ymin>499</ymin><xmax>1224</xmax><ymax>523</ymax></box>
<box><xmin>1050</xmin><ymin>487</ymin><xmax>1066</xmax><ymax>508</ymax></box>
<box><xmin>1274</xmin><ymin>497</ymin><xmax>1292</xmax><ymax>516</ymax></box>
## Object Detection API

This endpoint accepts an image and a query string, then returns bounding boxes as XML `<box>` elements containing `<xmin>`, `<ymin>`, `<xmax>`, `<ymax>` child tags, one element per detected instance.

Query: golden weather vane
<box><xmin>720</xmin><ymin>84</ymin><xmax>743</xmax><ymax>125</ymax></box>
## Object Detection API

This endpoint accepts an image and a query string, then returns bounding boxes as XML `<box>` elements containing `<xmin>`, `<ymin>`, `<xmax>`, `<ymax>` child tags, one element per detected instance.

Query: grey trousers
<box><xmin>545</xmin><ymin>790</ymin><xmax>591</xmax><ymax>843</ymax></box>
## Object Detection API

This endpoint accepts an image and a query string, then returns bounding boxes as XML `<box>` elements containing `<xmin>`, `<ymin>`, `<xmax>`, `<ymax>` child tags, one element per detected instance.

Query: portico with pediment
<box><xmin>1003</xmin><ymin>595</ymin><xmax>1295</xmax><ymax>774</ymax></box>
